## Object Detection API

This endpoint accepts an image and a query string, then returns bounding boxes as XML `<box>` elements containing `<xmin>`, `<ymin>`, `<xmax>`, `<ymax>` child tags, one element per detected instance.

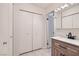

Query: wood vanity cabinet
<box><xmin>51</xmin><ymin>39</ymin><xmax>79</xmax><ymax>56</ymax></box>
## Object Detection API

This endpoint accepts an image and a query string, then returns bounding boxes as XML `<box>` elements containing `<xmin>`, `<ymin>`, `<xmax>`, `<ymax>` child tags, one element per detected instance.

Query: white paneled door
<box><xmin>33</xmin><ymin>14</ymin><xmax>44</xmax><ymax>50</ymax></box>
<box><xmin>14</xmin><ymin>11</ymin><xmax>33</xmax><ymax>55</ymax></box>
<box><xmin>14</xmin><ymin>6</ymin><xmax>44</xmax><ymax>55</ymax></box>
<box><xmin>0</xmin><ymin>4</ymin><xmax>12</xmax><ymax>55</ymax></box>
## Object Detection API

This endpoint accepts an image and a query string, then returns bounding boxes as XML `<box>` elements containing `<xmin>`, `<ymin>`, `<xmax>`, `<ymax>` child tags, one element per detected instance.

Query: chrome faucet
<box><xmin>66</xmin><ymin>32</ymin><xmax>76</xmax><ymax>39</ymax></box>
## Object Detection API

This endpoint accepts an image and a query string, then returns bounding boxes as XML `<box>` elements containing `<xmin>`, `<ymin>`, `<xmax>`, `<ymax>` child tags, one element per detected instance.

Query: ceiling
<box><xmin>31</xmin><ymin>3</ymin><xmax>54</xmax><ymax>9</ymax></box>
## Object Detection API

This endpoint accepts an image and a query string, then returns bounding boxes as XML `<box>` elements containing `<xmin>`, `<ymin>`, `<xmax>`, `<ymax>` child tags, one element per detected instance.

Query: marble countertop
<box><xmin>51</xmin><ymin>36</ymin><xmax>79</xmax><ymax>46</ymax></box>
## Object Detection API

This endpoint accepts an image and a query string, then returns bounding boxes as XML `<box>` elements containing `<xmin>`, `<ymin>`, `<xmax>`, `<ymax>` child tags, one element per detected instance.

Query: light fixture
<box><xmin>54</xmin><ymin>8</ymin><xmax>61</xmax><ymax>12</ymax></box>
<box><xmin>61</xmin><ymin>4</ymin><xmax>69</xmax><ymax>9</ymax></box>
<box><xmin>54</xmin><ymin>4</ymin><xmax>69</xmax><ymax>12</ymax></box>
<box><xmin>54</xmin><ymin>9</ymin><xmax>58</xmax><ymax>12</ymax></box>
<box><xmin>61</xmin><ymin>6</ymin><xmax>65</xmax><ymax>9</ymax></box>
<box><xmin>64</xmin><ymin>4</ymin><xmax>69</xmax><ymax>8</ymax></box>
<box><xmin>57</xmin><ymin>8</ymin><xmax>61</xmax><ymax>11</ymax></box>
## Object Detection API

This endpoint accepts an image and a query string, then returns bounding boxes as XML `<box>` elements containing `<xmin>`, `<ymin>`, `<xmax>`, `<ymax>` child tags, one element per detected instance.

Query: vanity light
<box><xmin>61</xmin><ymin>4</ymin><xmax>69</xmax><ymax>9</ymax></box>
<box><xmin>54</xmin><ymin>4</ymin><xmax>69</xmax><ymax>12</ymax></box>
<box><xmin>54</xmin><ymin>9</ymin><xmax>58</xmax><ymax>12</ymax></box>
<box><xmin>57</xmin><ymin>8</ymin><xmax>61</xmax><ymax>11</ymax></box>
<box><xmin>64</xmin><ymin>4</ymin><xmax>69</xmax><ymax>8</ymax></box>
<box><xmin>61</xmin><ymin>6</ymin><xmax>65</xmax><ymax>9</ymax></box>
<box><xmin>54</xmin><ymin>8</ymin><xmax>61</xmax><ymax>12</ymax></box>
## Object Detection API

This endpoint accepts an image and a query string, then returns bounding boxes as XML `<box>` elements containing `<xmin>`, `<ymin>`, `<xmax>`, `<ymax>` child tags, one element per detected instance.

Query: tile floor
<box><xmin>21</xmin><ymin>48</ymin><xmax>51</xmax><ymax>56</ymax></box>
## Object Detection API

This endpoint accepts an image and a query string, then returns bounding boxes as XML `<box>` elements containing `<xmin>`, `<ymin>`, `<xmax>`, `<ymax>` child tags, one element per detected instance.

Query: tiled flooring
<box><xmin>21</xmin><ymin>48</ymin><xmax>51</xmax><ymax>56</ymax></box>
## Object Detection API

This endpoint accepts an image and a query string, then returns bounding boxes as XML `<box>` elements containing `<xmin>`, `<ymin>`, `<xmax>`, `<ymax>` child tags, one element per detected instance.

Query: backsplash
<box><xmin>55</xmin><ymin>29</ymin><xmax>79</xmax><ymax>39</ymax></box>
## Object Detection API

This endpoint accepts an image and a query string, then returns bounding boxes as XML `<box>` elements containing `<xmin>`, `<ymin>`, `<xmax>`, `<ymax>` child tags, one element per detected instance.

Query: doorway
<box><xmin>47</xmin><ymin>11</ymin><xmax>54</xmax><ymax>48</ymax></box>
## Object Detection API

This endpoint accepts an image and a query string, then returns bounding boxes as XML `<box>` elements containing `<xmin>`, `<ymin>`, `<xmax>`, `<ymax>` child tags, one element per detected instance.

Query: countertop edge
<box><xmin>51</xmin><ymin>37</ymin><xmax>79</xmax><ymax>47</ymax></box>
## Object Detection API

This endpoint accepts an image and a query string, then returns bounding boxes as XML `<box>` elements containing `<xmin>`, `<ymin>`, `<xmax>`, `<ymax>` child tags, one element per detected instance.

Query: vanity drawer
<box><xmin>66</xmin><ymin>43</ymin><xmax>79</xmax><ymax>56</ymax></box>
<box><xmin>54</xmin><ymin>40</ymin><xmax>67</xmax><ymax>48</ymax></box>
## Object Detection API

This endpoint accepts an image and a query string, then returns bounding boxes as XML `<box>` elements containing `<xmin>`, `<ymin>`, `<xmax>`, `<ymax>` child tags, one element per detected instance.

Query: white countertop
<box><xmin>51</xmin><ymin>36</ymin><xmax>79</xmax><ymax>46</ymax></box>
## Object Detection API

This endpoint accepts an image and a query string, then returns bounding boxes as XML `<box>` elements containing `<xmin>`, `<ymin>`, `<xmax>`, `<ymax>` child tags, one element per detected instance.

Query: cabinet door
<box><xmin>14</xmin><ymin>10</ymin><xmax>33</xmax><ymax>55</ymax></box>
<box><xmin>54</xmin><ymin>47</ymin><xmax>66</xmax><ymax>56</ymax></box>
<box><xmin>33</xmin><ymin>14</ymin><xmax>44</xmax><ymax>50</ymax></box>
<box><xmin>55</xmin><ymin>11</ymin><xmax>62</xmax><ymax>29</ymax></box>
<box><xmin>54</xmin><ymin>48</ymin><xmax>60</xmax><ymax>56</ymax></box>
<box><xmin>66</xmin><ymin>44</ymin><xmax>79</xmax><ymax>56</ymax></box>
<box><xmin>67</xmin><ymin>50</ymin><xmax>79</xmax><ymax>56</ymax></box>
<box><xmin>0</xmin><ymin>4</ymin><xmax>12</xmax><ymax>55</ymax></box>
<box><xmin>73</xmin><ymin>13</ymin><xmax>79</xmax><ymax>28</ymax></box>
<box><xmin>62</xmin><ymin>16</ymin><xmax>73</xmax><ymax>28</ymax></box>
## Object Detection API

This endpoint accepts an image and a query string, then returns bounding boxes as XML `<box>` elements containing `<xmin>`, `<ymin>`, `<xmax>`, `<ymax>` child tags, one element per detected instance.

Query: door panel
<box><xmin>14</xmin><ymin>11</ymin><xmax>33</xmax><ymax>55</ymax></box>
<box><xmin>73</xmin><ymin>13</ymin><xmax>79</xmax><ymax>28</ymax></box>
<box><xmin>33</xmin><ymin>14</ymin><xmax>44</xmax><ymax>50</ymax></box>
<box><xmin>24</xmin><ymin>12</ymin><xmax>33</xmax><ymax>52</ymax></box>
<box><xmin>62</xmin><ymin>16</ymin><xmax>73</xmax><ymax>28</ymax></box>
